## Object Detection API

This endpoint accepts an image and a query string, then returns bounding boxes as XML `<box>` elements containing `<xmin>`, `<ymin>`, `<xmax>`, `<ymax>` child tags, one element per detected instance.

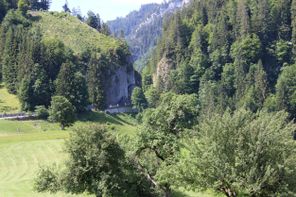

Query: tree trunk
<box><xmin>163</xmin><ymin>184</ymin><xmax>172</xmax><ymax>197</ymax></box>
<box><xmin>221</xmin><ymin>188</ymin><xmax>237</xmax><ymax>197</ymax></box>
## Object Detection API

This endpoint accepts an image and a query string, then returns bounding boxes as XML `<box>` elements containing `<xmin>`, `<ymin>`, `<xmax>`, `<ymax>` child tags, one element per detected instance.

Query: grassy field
<box><xmin>0</xmin><ymin>115</ymin><xmax>221</xmax><ymax>197</ymax></box>
<box><xmin>0</xmin><ymin>112</ymin><xmax>138</xmax><ymax>197</ymax></box>
<box><xmin>0</xmin><ymin>84</ymin><xmax>20</xmax><ymax>113</ymax></box>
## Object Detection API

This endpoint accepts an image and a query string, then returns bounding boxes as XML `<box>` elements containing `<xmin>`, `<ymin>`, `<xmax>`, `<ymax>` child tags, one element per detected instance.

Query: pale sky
<box><xmin>50</xmin><ymin>0</ymin><xmax>164</xmax><ymax>21</ymax></box>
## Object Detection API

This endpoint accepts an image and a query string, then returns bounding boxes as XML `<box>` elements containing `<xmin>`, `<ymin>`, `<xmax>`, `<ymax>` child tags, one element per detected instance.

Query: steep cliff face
<box><xmin>105</xmin><ymin>65</ymin><xmax>136</xmax><ymax>107</ymax></box>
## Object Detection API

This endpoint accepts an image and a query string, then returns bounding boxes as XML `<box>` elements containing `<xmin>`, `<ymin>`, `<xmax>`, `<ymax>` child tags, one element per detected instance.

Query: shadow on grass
<box><xmin>172</xmin><ymin>190</ymin><xmax>189</xmax><ymax>197</ymax></box>
<box><xmin>77</xmin><ymin>111</ymin><xmax>134</xmax><ymax>126</ymax></box>
<box><xmin>113</xmin><ymin>114</ymin><xmax>135</xmax><ymax>125</ymax></box>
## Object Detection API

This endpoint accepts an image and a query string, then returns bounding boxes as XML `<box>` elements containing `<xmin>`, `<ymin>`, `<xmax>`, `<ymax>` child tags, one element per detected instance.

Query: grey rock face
<box><xmin>104</xmin><ymin>65</ymin><xmax>136</xmax><ymax>107</ymax></box>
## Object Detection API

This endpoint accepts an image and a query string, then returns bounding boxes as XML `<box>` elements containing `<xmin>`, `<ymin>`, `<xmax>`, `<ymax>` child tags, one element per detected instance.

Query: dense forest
<box><xmin>142</xmin><ymin>0</ymin><xmax>296</xmax><ymax>121</ymax></box>
<box><xmin>0</xmin><ymin>0</ymin><xmax>296</xmax><ymax>197</ymax></box>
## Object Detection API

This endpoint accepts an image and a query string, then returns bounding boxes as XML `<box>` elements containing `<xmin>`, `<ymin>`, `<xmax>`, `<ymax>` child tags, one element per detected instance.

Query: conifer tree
<box><xmin>19</xmin><ymin>63</ymin><xmax>52</xmax><ymax>111</ymax></box>
<box><xmin>276</xmin><ymin>64</ymin><xmax>296</xmax><ymax>119</ymax></box>
<box><xmin>2</xmin><ymin>27</ymin><xmax>18</xmax><ymax>93</ymax></box>
<box><xmin>0</xmin><ymin>0</ymin><xmax>7</xmax><ymax>22</ymax></box>
<box><xmin>291</xmin><ymin>0</ymin><xmax>296</xmax><ymax>60</ymax></box>
<box><xmin>236</xmin><ymin>0</ymin><xmax>250</xmax><ymax>37</ymax></box>
<box><xmin>87</xmin><ymin>53</ymin><xmax>106</xmax><ymax>110</ymax></box>
<box><xmin>55</xmin><ymin>62</ymin><xmax>88</xmax><ymax>112</ymax></box>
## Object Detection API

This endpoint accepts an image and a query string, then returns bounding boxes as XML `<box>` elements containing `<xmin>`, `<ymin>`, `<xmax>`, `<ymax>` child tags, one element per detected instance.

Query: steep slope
<box><xmin>107</xmin><ymin>0</ymin><xmax>189</xmax><ymax>71</ymax></box>
<box><xmin>32</xmin><ymin>12</ymin><xmax>137</xmax><ymax>107</ymax></box>
<box><xmin>1</xmin><ymin>11</ymin><xmax>136</xmax><ymax>108</ymax></box>
<box><xmin>33</xmin><ymin>11</ymin><xmax>121</xmax><ymax>54</ymax></box>
<box><xmin>144</xmin><ymin>0</ymin><xmax>296</xmax><ymax>118</ymax></box>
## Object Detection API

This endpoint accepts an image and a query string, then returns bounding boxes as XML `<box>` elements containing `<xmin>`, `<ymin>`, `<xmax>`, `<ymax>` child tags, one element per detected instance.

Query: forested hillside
<box><xmin>124</xmin><ymin>1</ymin><xmax>296</xmax><ymax>196</ymax></box>
<box><xmin>0</xmin><ymin>2</ymin><xmax>134</xmax><ymax>114</ymax></box>
<box><xmin>108</xmin><ymin>0</ymin><xmax>188</xmax><ymax>71</ymax></box>
<box><xmin>143</xmin><ymin>0</ymin><xmax>296</xmax><ymax>120</ymax></box>
<box><xmin>1</xmin><ymin>0</ymin><xmax>296</xmax><ymax>197</ymax></box>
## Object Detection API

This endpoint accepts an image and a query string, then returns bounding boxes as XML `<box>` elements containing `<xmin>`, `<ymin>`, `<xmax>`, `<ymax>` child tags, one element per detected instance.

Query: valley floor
<box><xmin>0</xmin><ymin>112</ymin><xmax>139</xmax><ymax>197</ymax></box>
<box><xmin>0</xmin><ymin>114</ymin><xmax>221</xmax><ymax>197</ymax></box>
<box><xmin>0</xmin><ymin>85</ymin><xmax>219</xmax><ymax>197</ymax></box>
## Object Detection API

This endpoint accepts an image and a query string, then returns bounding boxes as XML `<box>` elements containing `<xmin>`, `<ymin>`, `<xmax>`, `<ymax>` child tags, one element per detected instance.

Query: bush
<box><xmin>35</xmin><ymin>105</ymin><xmax>49</xmax><ymax>119</ymax></box>
<box><xmin>48</xmin><ymin>96</ymin><xmax>75</xmax><ymax>129</ymax></box>
<box><xmin>34</xmin><ymin>166</ymin><xmax>60</xmax><ymax>193</ymax></box>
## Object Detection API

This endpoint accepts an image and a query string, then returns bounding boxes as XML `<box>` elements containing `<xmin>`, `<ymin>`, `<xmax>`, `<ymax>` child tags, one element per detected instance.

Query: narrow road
<box><xmin>0</xmin><ymin>113</ymin><xmax>36</xmax><ymax>120</ymax></box>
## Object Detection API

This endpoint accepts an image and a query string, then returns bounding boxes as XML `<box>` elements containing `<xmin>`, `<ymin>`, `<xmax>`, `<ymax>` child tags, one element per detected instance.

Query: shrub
<box><xmin>34</xmin><ymin>166</ymin><xmax>60</xmax><ymax>193</ymax></box>
<box><xmin>35</xmin><ymin>105</ymin><xmax>49</xmax><ymax>119</ymax></box>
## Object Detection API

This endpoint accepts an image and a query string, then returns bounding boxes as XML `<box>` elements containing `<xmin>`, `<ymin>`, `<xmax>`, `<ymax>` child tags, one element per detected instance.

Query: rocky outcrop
<box><xmin>155</xmin><ymin>56</ymin><xmax>174</xmax><ymax>91</ymax></box>
<box><xmin>104</xmin><ymin>65</ymin><xmax>136</xmax><ymax>107</ymax></box>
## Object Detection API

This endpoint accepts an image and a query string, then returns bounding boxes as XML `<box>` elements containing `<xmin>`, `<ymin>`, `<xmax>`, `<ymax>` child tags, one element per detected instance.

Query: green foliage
<box><xmin>41</xmin><ymin>38</ymin><xmax>66</xmax><ymax>80</ymax></box>
<box><xmin>86</xmin><ymin>11</ymin><xmax>101</xmax><ymax>31</ymax></box>
<box><xmin>131</xmin><ymin>87</ymin><xmax>148</xmax><ymax>111</ymax></box>
<box><xmin>34</xmin><ymin>165</ymin><xmax>61</xmax><ymax>193</ymax></box>
<box><xmin>86</xmin><ymin>53</ymin><xmax>106</xmax><ymax>110</ymax></box>
<box><xmin>0</xmin><ymin>10</ymin><xmax>131</xmax><ymax>114</ymax></box>
<box><xmin>55</xmin><ymin>62</ymin><xmax>88</xmax><ymax>112</ymax></box>
<box><xmin>62</xmin><ymin>125</ymin><xmax>127</xmax><ymax>196</ymax></box>
<box><xmin>18</xmin><ymin>0</ymin><xmax>29</xmax><ymax>15</ymax></box>
<box><xmin>48</xmin><ymin>96</ymin><xmax>75</xmax><ymax>129</ymax></box>
<box><xmin>135</xmin><ymin>93</ymin><xmax>199</xmax><ymax>196</ymax></box>
<box><xmin>230</xmin><ymin>34</ymin><xmax>261</xmax><ymax>65</ymax></box>
<box><xmin>238</xmin><ymin>60</ymin><xmax>268</xmax><ymax>112</ymax></box>
<box><xmin>34</xmin><ymin>124</ymin><xmax>155</xmax><ymax>197</ymax></box>
<box><xmin>276</xmin><ymin>64</ymin><xmax>296</xmax><ymax>119</ymax></box>
<box><xmin>33</xmin><ymin>11</ymin><xmax>126</xmax><ymax>56</ymax></box>
<box><xmin>19</xmin><ymin>63</ymin><xmax>52</xmax><ymax>111</ymax></box>
<box><xmin>29</xmin><ymin>0</ymin><xmax>51</xmax><ymax>10</ymax></box>
<box><xmin>34</xmin><ymin>105</ymin><xmax>48</xmax><ymax>119</ymax></box>
<box><xmin>143</xmin><ymin>93</ymin><xmax>199</xmax><ymax>133</ymax></box>
<box><xmin>174</xmin><ymin>109</ymin><xmax>296</xmax><ymax>196</ymax></box>
<box><xmin>144</xmin><ymin>86</ymin><xmax>160</xmax><ymax>108</ymax></box>
<box><xmin>0</xmin><ymin>0</ymin><xmax>7</xmax><ymax>22</ymax></box>
<box><xmin>144</xmin><ymin>0</ymin><xmax>296</xmax><ymax>119</ymax></box>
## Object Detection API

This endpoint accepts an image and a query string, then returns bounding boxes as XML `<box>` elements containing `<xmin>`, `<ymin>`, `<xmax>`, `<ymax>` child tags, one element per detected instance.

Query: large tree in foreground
<box><xmin>35</xmin><ymin>125</ymin><xmax>155</xmax><ymax>197</ymax></box>
<box><xmin>172</xmin><ymin>109</ymin><xmax>296</xmax><ymax>197</ymax></box>
<box><xmin>135</xmin><ymin>93</ymin><xmax>199</xmax><ymax>197</ymax></box>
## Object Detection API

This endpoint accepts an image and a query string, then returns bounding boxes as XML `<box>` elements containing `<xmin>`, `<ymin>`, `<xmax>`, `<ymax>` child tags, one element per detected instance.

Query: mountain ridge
<box><xmin>107</xmin><ymin>0</ymin><xmax>189</xmax><ymax>71</ymax></box>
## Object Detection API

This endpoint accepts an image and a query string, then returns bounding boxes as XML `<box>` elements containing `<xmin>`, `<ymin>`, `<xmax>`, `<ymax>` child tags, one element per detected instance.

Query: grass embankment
<box><xmin>32</xmin><ymin>11</ymin><xmax>123</xmax><ymax>54</ymax></box>
<box><xmin>0</xmin><ymin>84</ymin><xmax>20</xmax><ymax>113</ymax></box>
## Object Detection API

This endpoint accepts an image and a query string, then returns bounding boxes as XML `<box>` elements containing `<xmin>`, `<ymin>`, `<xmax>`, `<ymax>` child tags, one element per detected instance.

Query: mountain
<box><xmin>107</xmin><ymin>0</ymin><xmax>189</xmax><ymax>71</ymax></box>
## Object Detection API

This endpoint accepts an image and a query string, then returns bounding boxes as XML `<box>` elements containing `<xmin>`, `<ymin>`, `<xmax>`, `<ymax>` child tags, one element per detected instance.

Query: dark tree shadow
<box><xmin>77</xmin><ymin>111</ymin><xmax>126</xmax><ymax>125</ymax></box>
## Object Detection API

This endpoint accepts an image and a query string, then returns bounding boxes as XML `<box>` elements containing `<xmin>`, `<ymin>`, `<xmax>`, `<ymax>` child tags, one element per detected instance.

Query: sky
<box><xmin>50</xmin><ymin>0</ymin><xmax>164</xmax><ymax>21</ymax></box>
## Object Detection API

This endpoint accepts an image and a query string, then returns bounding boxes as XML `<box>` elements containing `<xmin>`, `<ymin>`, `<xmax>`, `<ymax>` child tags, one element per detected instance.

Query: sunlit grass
<box><xmin>0</xmin><ymin>84</ymin><xmax>21</xmax><ymax>113</ymax></box>
<box><xmin>32</xmin><ymin>11</ymin><xmax>123</xmax><ymax>54</ymax></box>
<box><xmin>0</xmin><ymin>111</ymin><xmax>220</xmax><ymax>197</ymax></box>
